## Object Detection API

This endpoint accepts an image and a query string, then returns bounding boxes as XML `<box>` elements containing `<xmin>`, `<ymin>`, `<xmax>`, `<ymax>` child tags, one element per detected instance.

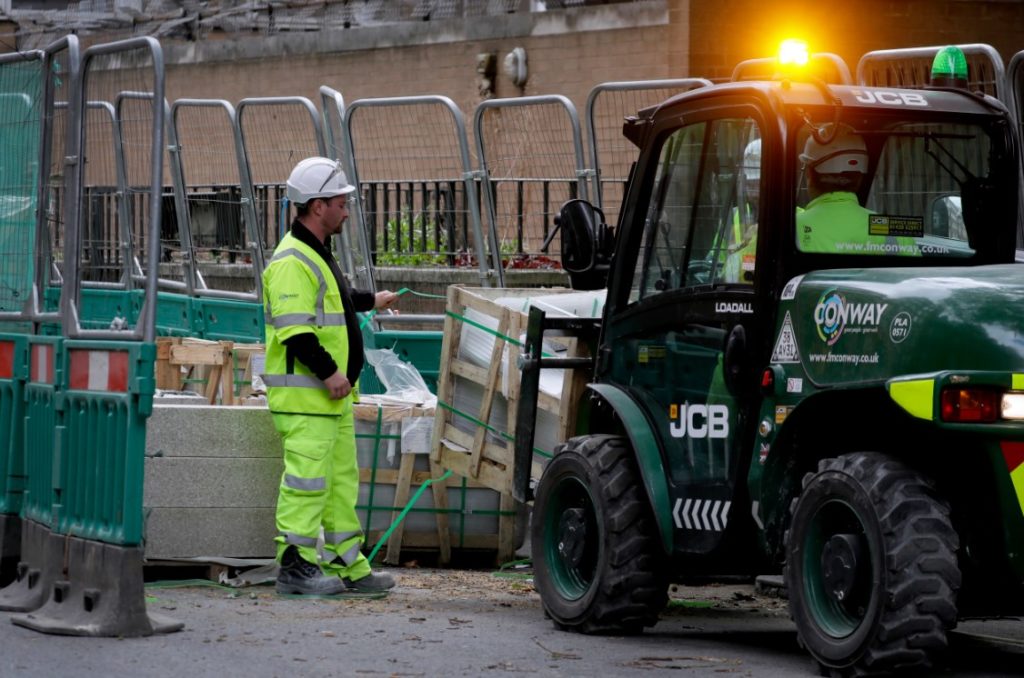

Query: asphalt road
<box><xmin>0</xmin><ymin>569</ymin><xmax>1021</xmax><ymax>677</ymax></box>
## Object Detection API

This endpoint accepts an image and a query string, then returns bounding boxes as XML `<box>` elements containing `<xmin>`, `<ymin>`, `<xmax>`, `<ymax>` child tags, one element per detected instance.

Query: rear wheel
<box><xmin>532</xmin><ymin>434</ymin><xmax>668</xmax><ymax>634</ymax></box>
<box><xmin>785</xmin><ymin>452</ymin><xmax>960</xmax><ymax>676</ymax></box>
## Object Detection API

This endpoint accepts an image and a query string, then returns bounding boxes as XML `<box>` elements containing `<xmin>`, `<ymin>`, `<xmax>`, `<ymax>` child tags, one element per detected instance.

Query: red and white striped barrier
<box><xmin>69</xmin><ymin>350</ymin><xmax>129</xmax><ymax>392</ymax></box>
<box><xmin>30</xmin><ymin>344</ymin><xmax>54</xmax><ymax>385</ymax></box>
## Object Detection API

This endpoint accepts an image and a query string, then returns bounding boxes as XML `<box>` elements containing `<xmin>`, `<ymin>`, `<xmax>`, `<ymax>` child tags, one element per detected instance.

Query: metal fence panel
<box><xmin>0</xmin><ymin>51</ymin><xmax>45</xmax><ymax>318</ymax></box>
<box><xmin>172</xmin><ymin>98</ymin><xmax>265</xmax><ymax>343</ymax></box>
<box><xmin>474</xmin><ymin>95</ymin><xmax>586</xmax><ymax>274</ymax></box>
<box><xmin>586</xmin><ymin>79</ymin><xmax>711</xmax><ymax>223</ymax></box>
<box><xmin>66</xmin><ymin>37</ymin><xmax>165</xmax><ymax>342</ymax></box>
<box><xmin>237</xmin><ymin>96</ymin><xmax>325</xmax><ymax>252</ymax></box>
<box><xmin>36</xmin><ymin>38</ymin><xmax>80</xmax><ymax>326</ymax></box>
<box><xmin>172</xmin><ymin>99</ymin><xmax>264</xmax><ymax>293</ymax></box>
<box><xmin>856</xmin><ymin>43</ymin><xmax>1006</xmax><ymax>98</ymax></box>
<box><xmin>346</xmin><ymin>95</ymin><xmax>494</xmax><ymax>286</ymax></box>
<box><xmin>320</xmin><ymin>86</ymin><xmax>375</xmax><ymax>294</ymax></box>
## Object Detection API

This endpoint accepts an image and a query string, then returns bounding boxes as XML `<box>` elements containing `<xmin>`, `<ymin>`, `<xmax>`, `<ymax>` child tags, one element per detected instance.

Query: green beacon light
<box><xmin>931</xmin><ymin>45</ymin><xmax>969</xmax><ymax>89</ymax></box>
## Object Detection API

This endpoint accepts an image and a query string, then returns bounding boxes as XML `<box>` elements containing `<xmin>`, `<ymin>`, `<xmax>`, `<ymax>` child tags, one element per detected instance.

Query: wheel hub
<box><xmin>557</xmin><ymin>507</ymin><xmax>587</xmax><ymax>568</ymax></box>
<box><xmin>821</xmin><ymin>533</ymin><xmax>865</xmax><ymax>603</ymax></box>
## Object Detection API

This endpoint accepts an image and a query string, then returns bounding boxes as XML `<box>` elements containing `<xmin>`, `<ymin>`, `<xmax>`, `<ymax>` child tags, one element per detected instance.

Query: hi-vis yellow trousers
<box><xmin>272</xmin><ymin>398</ymin><xmax>372</xmax><ymax>580</ymax></box>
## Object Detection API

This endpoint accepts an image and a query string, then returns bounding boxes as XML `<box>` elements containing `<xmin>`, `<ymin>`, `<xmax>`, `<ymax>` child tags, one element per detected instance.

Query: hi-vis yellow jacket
<box><xmin>262</xmin><ymin>231</ymin><xmax>349</xmax><ymax>415</ymax></box>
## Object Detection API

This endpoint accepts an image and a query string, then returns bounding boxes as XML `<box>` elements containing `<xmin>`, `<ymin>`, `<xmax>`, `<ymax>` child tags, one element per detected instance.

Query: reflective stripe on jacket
<box><xmin>262</xmin><ymin>230</ymin><xmax>349</xmax><ymax>415</ymax></box>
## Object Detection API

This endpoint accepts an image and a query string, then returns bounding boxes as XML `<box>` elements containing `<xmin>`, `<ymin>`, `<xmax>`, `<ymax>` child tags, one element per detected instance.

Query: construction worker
<box><xmin>721</xmin><ymin>136</ymin><xmax>760</xmax><ymax>284</ymax></box>
<box><xmin>262</xmin><ymin>157</ymin><xmax>399</xmax><ymax>595</ymax></box>
<box><xmin>797</xmin><ymin>124</ymin><xmax>919</xmax><ymax>256</ymax></box>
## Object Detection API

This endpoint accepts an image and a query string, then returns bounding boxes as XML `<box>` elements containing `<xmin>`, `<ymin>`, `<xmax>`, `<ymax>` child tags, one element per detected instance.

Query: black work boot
<box><xmin>276</xmin><ymin>546</ymin><xmax>347</xmax><ymax>596</ymax></box>
<box><xmin>327</xmin><ymin>556</ymin><xmax>397</xmax><ymax>593</ymax></box>
<box><xmin>342</xmin><ymin>571</ymin><xmax>397</xmax><ymax>592</ymax></box>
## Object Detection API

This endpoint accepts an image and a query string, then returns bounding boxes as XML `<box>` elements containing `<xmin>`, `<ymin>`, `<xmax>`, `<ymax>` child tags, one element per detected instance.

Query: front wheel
<box><xmin>785</xmin><ymin>452</ymin><xmax>960</xmax><ymax>676</ymax></box>
<box><xmin>532</xmin><ymin>434</ymin><xmax>668</xmax><ymax>634</ymax></box>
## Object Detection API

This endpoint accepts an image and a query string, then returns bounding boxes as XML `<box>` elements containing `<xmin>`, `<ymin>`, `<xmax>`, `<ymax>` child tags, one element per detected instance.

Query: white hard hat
<box><xmin>800</xmin><ymin>125</ymin><xmax>868</xmax><ymax>175</ymax></box>
<box><xmin>286</xmin><ymin>157</ymin><xmax>355</xmax><ymax>205</ymax></box>
<box><xmin>742</xmin><ymin>138</ymin><xmax>761</xmax><ymax>182</ymax></box>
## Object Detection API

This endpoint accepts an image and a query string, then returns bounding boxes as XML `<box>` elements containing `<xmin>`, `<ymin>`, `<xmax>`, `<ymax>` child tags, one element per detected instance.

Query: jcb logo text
<box><xmin>851</xmin><ymin>90</ymin><xmax>928</xmax><ymax>107</ymax></box>
<box><xmin>669</xmin><ymin>404</ymin><xmax>729</xmax><ymax>439</ymax></box>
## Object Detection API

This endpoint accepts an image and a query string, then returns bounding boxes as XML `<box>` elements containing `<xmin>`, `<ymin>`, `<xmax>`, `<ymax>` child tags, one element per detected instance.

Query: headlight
<box><xmin>1001</xmin><ymin>392</ymin><xmax>1024</xmax><ymax>420</ymax></box>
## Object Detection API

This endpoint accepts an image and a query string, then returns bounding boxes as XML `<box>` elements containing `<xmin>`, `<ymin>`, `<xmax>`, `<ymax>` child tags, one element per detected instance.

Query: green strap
<box><xmin>358</xmin><ymin>287</ymin><xmax>447</xmax><ymax>330</ymax></box>
<box><xmin>363</xmin><ymin>405</ymin><xmax>384</xmax><ymax>538</ymax></box>
<box><xmin>367</xmin><ymin>468</ymin><xmax>454</xmax><ymax>563</ymax></box>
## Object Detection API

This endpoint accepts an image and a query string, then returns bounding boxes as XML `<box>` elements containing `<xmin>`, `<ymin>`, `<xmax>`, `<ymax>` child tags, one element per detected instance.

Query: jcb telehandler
<box><xmin>515</xmin><ymin>45</ymin><xmax>1024</xmax><ymax>675</ymax></box>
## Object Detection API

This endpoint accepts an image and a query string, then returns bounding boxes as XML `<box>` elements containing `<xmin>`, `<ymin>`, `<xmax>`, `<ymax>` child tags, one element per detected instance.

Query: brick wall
<box><xmin>163</xmin><ymin>25</ymin><xmax>671</xmax><ymax>122</ymax></box>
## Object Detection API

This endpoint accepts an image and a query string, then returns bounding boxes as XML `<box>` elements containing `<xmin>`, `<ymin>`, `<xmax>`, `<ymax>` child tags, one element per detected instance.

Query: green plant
<box><xmin>376</xmin><ymin>214</ymin><xmax>449</xmax><ymax>266</ymax></box>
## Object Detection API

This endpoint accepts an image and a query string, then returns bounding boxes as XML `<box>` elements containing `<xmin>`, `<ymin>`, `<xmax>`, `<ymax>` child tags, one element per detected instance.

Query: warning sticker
<box><xmin>869</xmin><ymin>215</ymin><xmax>924</xmax><ymax>238</ymax></box>
<box><xmin>770</xmin><ymin>311</ymin><xmax>800</xmax><ymax>364</ymax></box>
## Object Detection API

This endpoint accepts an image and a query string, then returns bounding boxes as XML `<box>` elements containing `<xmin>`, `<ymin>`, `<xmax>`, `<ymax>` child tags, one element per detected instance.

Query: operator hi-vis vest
<box><xmin>797</xmin><ymin>191</ymin><xmax>920</xmax><ymax>256</ymax></box>
<box><xmin>262</xmin><ymin>231</ymin><xmax>350</xmax><ymax>415</ymax></box>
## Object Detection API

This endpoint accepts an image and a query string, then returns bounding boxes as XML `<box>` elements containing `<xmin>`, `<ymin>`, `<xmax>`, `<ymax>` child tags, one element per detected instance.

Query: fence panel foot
<box><xmin>0</xmin><ymin>513</ymin><xmax>20</xmax><ymax>588</ymax></box>
<box><xmin>0</xmin><ymin>520</ymin><xmax>59</xmax><ymax>612</ymax></box>
<box><xmin>11</xmin><ymin>536</ymin><xmax>183</xmax><ymax>637</ymax></box>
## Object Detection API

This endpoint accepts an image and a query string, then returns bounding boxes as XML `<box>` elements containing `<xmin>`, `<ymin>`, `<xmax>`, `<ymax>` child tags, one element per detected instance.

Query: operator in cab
<box><xmin>797</xmin><ymin>124</ymin><xmax>919</xmax><ymax>256</ymax></box>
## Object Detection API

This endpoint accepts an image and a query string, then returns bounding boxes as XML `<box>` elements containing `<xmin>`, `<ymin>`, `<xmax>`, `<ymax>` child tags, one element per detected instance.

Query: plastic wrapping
<box><xmin>364</xmin><ymin>348</ymin><xmax>437</xmax><ymax>409</ymax></box>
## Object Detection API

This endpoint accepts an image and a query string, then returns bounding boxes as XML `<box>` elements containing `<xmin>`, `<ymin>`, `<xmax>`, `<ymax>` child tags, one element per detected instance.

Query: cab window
<box><xmin>794</xmin><ymin>118</ymin><xmax>996</xmax><ymax>258</ymax></box>
<box><xmin>629</xmin><ymin>117</ymin><xmax>762</xmax><ymax>304</ymax></box>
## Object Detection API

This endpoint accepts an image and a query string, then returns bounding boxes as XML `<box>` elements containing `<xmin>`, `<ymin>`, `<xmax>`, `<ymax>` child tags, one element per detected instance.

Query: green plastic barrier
<box><xmin>57</xmin><ymin>340</ymin><xmax>154</xmax><ymax>546</ymax></box>
<box><xmin>152</xmin><ymin>292</ymin><xmax>193</xmax><ymax>338</ymax></box>
<box><xmin>78</xmin><ymin>288</ymin><xmax>139</xmax><ymax>331</ymax></box>
<box><xmin>192</xmin><ymin>296</ymin><xmax>264</xmax><ymax>343</ymax></box>
<box><xmin>371</xmin><ymin>329</ymin><xmax>442</xmax><ymax>394</ymax></box>
<box><xmin>21</xmin><ymin>336</ymin><xmax>62</xmax><ymax>529</ymax></box>
<box><xmin>0</xmin><ymin>334</ymin><xmax>29</xmax><ymax>517</ymax></box>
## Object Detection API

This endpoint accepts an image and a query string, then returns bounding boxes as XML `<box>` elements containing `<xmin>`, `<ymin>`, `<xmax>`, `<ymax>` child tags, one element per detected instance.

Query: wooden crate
<box><xmin>155</xmin><ymin>337</ymin><xmax>265</xmax><ymax>404</ymax></box>
<box><xmin>354</xmin><ymin>401</ymin><xmax>520</xmax><ymax>565</ymax></box>
<box><xmin>430</xmin><ymin>286</ymin><xmax>594</xmax><ymax>497</ymax></box>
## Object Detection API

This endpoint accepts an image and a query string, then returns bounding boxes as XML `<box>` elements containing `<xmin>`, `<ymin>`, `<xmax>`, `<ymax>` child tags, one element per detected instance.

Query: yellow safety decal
<box><xmin>1013</xmin><ymin>374</ymin><xmax>1024</xmax><ymax>391</ymax></box>
<box><xmin>888</xmin><ymin>379</ymin><xmax>934</xmax><ymax>420</ymax></box>
<box><xmin>1002</xmin><ymin>442</ymin><xmax>1024</xmax><ymax>519</ymax></box>
<box><xmin>1011</xmin><ymin>464</ymin><xmax>1024</xmax><ymax>519</ymax></box>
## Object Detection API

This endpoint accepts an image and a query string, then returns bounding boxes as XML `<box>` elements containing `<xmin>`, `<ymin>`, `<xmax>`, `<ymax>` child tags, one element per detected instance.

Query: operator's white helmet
<box><xmin>800</xmin><ymin>124</ymin><xmax>868</xmax><ymax>175</ymax></box>
<box><xmin>286</xmin><ymin>157</ymin><xmax>355</xmax><ymax>205</ymax></box>
<box><xmin>742</xmin><ymin>138</ymin><xmax>761</xmax><ymax>182</ymax></box>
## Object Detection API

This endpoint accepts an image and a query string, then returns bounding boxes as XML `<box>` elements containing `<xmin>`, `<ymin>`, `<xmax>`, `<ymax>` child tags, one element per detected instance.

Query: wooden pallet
<box><xmin>155</xmin><ymin>337</ymin><xmax>265</xmax><ymax>405</ymax></box>
<box><xmin>430</xmin><ymin>286</ymin><xmax>591</xmax><ymax>497</ymax></box>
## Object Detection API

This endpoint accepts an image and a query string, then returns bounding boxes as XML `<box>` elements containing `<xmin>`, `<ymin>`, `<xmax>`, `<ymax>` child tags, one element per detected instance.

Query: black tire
<box><xmin>785</xmin><ymin>453</ymin><xmax>960</xmax><ymax>676</ymax></box>
<box><xmin>532</xmin><ymin>434</ymin><xmax>668</xmax><ymax>634</ymax></box>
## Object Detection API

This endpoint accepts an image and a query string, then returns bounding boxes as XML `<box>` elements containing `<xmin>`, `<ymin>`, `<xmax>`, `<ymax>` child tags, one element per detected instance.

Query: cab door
<box><xmin>600</xmin><ymin>105</ymin><xmax>770</xmax><ymax>556</ymax></box>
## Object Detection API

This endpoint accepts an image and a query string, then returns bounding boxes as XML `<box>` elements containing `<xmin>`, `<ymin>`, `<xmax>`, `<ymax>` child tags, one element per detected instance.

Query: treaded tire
<box><xmin>785</xmin><ymin>452</ymin><xmax>960</xmax><ymax>676</ymax></box>
<box><xmin>532</xmin><ymin>434</ymin><xmax>668</xmax><ymax>634</ymax></box>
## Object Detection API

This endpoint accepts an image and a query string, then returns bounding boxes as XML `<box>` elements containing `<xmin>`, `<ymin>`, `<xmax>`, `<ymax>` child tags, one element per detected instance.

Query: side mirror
<box><xmin>558</xmin><ymin>199</ymin><xmax>599</xmax><ymax>273</ymax></box>
<box><xmin>554</xmin><ymin>199</ymin><xmax>613</xmax><ymax>290</ymax></box>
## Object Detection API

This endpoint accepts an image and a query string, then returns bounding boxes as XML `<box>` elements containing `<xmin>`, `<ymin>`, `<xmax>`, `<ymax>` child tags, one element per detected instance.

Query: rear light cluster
<box><xmin>940</xmin><ymin>387</ymin><xmax>1024</xmax><ymax>423</ymax></box>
